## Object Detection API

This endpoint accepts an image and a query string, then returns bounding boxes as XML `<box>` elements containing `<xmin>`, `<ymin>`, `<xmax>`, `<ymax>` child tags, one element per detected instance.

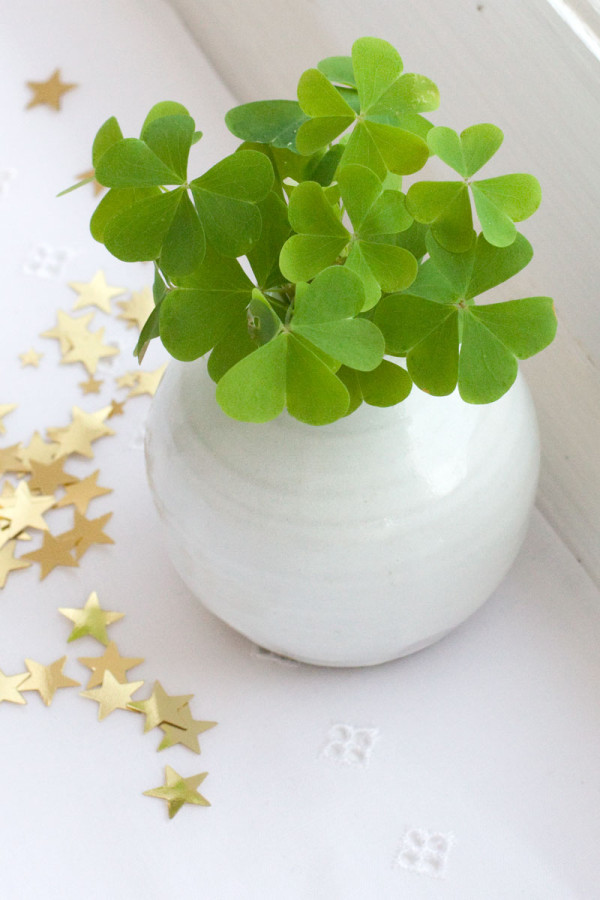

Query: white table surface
<box><xmin>2</xmin><ymin>3</ymin><xmax>600</xmax><ymax>897</ymax></box>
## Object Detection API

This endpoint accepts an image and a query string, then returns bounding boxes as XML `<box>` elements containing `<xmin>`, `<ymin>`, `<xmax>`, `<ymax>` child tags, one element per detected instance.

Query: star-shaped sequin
<box><xmin>0</xmin><ymin>404</ymin><xmax>17</xmax><ymax>436</ymax></box>
<box><xmin>27</xmin><ymin>457</ymin><xmax>77</xmax><ymax>494</ymax></box>
<box><xmin>20</xmin><ymin>656</ymin><xmax>80</xmax><ymax>705</ymax></box>
<box><xmin>80</xmin><ymin>670</ymin><xmax>144</xmax><ymax>720</ymax></box>
<box><xmin>0</xmin><ymin>481</ymin><xmax>55</xmax><ymax>546</ymax></box>
<box><xmin>21</xmin><ymin>532</ymin><xmax>78</xmax><ymax>579</ymax></box>
<box><xmin>54</xmin><ymin>470</ymin><xmax>112</xmax><ymax>515</ymax></box>
<box><xmin>78</xmin><ymin>641</ymin><xmax>144</xmax><ymax>688</ymax></box>
<box><xmin>0</xmin><ymin>444</ymin><xmax>30</xmax><ymax>477</ymax></box>
<box><xmin>47</xmin><ymin>406</ymin><xmax>115</xmax><ymax>458</ymax></box>
<box><xmin>79</xmin><ymin>375</ymin><xmax>103</xmax><ymax>395</ymax></box>
<box><xmin>59</xmin><ymin>510</ymin><xmax>114</xmax><ymax>560</ymax></box>
<box><xmin>127</xmin><ymin>364</ymin><xmax>168</xmax><ymax>398</ymax></box>
<box><xmin>143</xmin><ymin>767</ymin><xmax>210</xmax><ymax>818</ymax></box>
<box><xmin>59</xmin><ymin>591</ymin><xmax>124</xmax><ymax>644</ymax></box>
<box><xmin>17</xmin><ymin>431</ymin><xmax>60</xmax><ymax>466</ymax></box>
<box><xmin>25</xmin><ymin>69</ymin><xmax>77</xmax><ymax>111</ymax></box>
<box><xmin>42</xmin><ymin>310</ymin><xmax>95</xmax><ymax>355</ymax></box>
<box><xmin>0</xmin><ymin>668</ymin><xmax>29</xmax><ymax>704</ymax></box>
<box><xmin>19</xmin><ymin>348</ymin><xmax>42</xmax><ymax>367</ymax></box>
<box><xmin>116</xmin><ymin>287</ymin><xmax>154</xmax><ymax>331</ymax></box>
<box><xmin>68</xmin><ymin>270</ymin><xmax>126</xmax><ymax>314</ymax></box>
<box><xmin>60</xmin><ymin>327</ymin><xmax>119</xmax><ymax>375</ymax></box>
<box><xmin>0</xmin><ymin>540</ymin><xmax>32</xmax><ymax>587</ymax></box>
<box><xmin>128</xmin><ymin>681</ymin><xmax>193</xmax><ymax>732</ymax></box>
<box><xmin>157</xmin><ymin>704</ymin><xmax>217</xmax><ymax>754</ymax></box>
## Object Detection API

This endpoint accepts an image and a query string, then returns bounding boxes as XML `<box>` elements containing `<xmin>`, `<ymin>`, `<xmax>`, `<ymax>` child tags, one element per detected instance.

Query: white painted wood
<box><xmin>164</xmin><ymin>0</ymin><xmax>600</xmax><ymax>585</ymax></box>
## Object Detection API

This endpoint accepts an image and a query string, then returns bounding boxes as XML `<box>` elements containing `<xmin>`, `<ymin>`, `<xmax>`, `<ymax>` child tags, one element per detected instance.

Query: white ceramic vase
<box><xmin>145</xmin><ymin>358</ymin><xmax>540</xmax><ymax>667</ymax></box>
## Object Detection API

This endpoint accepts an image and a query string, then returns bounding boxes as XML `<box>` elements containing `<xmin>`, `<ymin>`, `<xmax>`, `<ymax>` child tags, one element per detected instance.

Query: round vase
<box><xmin>145</xmin><ymin>358</ymin><xmax>540</xmax><ymax>667</ymax></box>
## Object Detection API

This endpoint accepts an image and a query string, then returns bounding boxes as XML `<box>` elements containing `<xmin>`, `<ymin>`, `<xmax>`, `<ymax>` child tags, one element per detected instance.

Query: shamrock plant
<box><xmin>68</xmin><ymin>37</ymin><xmax>556</xmax><ymax>425</ymax></box>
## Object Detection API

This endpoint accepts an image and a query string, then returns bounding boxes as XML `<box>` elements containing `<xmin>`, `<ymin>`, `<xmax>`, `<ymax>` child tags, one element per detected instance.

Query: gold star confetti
<box><xmin>47</xmin><ymin>406</ymin><xmax>115</xmax><ymax>458</ymax></box>
<box><xmin>127</xmin><ymin>363</ymin><xmax>168</xmax><ymax>398</ymax></box>
<box><xmin>59</xmin><ymin>509</ymin><xmax>114</xmax><ymax>560</ymax></box>
<box><xmin>128</xmin><ymin>681</ymin><xmax>193</xmax><ymax>732</ymax></box>
<box><xmin>21</xmin><ymin>532</ymin><xmax>78</xmax><ymax>579</ymax></box>
<box><xmin>157</xmin><ymin>704</ymin><xmax>217</xmax><ymax>754</ymax></box>
<box><xmin>28</xmin><ymin>457</ymin><xmax>77</xmax><ymax>495</ymax></box>
<box><xmin>0</xmin><ymin>444</ymin><xmax>30</xmax><ymax>477</ymax></box>
<box><xmin>25</xmin><ymin>69</ymin><xmax>77</xmax><ymax>111</ymax></box>
<box><xmin>78</xmin><ymin>641</ymin><xmax>144</xmax><ymax>689</ymax></box>
<box><xmin>80</xmin><ymin>670</ymin><xmax>144</xmax><ymax>720</ymax></box>
<box><xmin>19</xmin><ymin>348</ymin><xmax>42</xmax><ymax>368</ymax></box>
<box><xmin>60</xmin><ymin>326</ymin><xmax>119</xmax><ymax>375</ymax></box>
<box><xmin>17</xmin><ymin>431</ymin><xmax>61</xmax><ymax>466</ymax></box>
<box><xmin>79</xmin><ymin>374</ymin><xmax>103</xmax><ymax>395</ymax></box>
<box><xmin>0</xmin><ymin>540</ymin><xmax>32</xmax><ymax>587</ymax></box>
<box><xmin>0</xmin><ymin>668</ymin><xmax>29</xmax><ymax>704</ymax></box>
<box><xmin>59</xmin><ymin>590</ymin><xmax>124</xmax><ymax>645</ymax></box>
<box><xmin>0</xmin><ymin>404</ymin><xmax>17</xmax><ymax>436</ymax></box>
<box><xmin>42</xmin><ymin>309</ymin><xmax>95</xmax><ymax>355</ymax></box>
<box><xmin>116</xmin><ymin>287</ymin><xmax>154</xmax><ymax>331</ymax></box>
<box><xmin>115</xmin><ymin>371</ymin><xmax>140</xmax><ymax>390</ymax></box>
<box><xmin>107</xmin><ymin>398</ymin><xmax>125</xmax><ymax>418</ymax></box>
<box><xmin>0</xmin><ymin>481</ymin><xmax>55</xmax><ymax>546</ymax></box>
<box><xmin>20</xmin><ymin>656</ymin><xmax>80</xmax><ymax>705</ymax></box>
<box><xmin>75</xmin><ymin>168</ymin><xmax>104</xmax><ymax>197</ymax></box>
<box><xmin>54</xmin><ymin>470</ymin><xmax>112</xmax><ymax>515</ymax></box>
<box><xmin>69</xmin><ymin>270</ymin><xmax>126</xmax><ymax>314</ymax></box>
<box><xmin>143</xmin><ymin>766</ymin><xmax>210</xmax><ymax>818</ymax></box>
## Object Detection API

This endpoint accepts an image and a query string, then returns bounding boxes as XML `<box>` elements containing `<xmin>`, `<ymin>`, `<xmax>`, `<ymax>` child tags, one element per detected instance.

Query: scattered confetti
<box><xmin>107</xmin><ymin>399</ymin><xmax>125</xmax><ymax>418</ymax></box>
<box><xmin>143</xmin><ymin>766</ymin><xmax>210</xmax><ymax>819</ymax></box>
<box><xmin>78</xmin><ymin>641</ymin><xmax>144</xmax><ymax>688</ymax></box>
<box><xmin>60</xmin><ymin>509</ymin><xmax>114</xmax><ymax>560</ymax></box>
<box><xmin>0</xmin><ymin>540</ymin><xmax>32</xmax><ymax>587</ymax></box>
<box><xmin>0</xmin><ymin>404</ymin><xmax>17</xmax><ymax>436</ymax></box>
<box><xmin>54</xmin><ymin>470</ymin><xmax>112</xmax><ymax>515</ymax></box>
<box><xmin>42</xmin><ymin>309</ymin><xmax>95</xmax><ymax>355</ymax></box>
<box><xmin>0</xmin><ymin>480</ymin><xmax>55</xmax><ymax>546</ymax></box>
<box><xmin>128</xmin><ymin>681</ymin><xmax>193</xmax><ymax>732</ymax></box>
<box><xmin>17</xmin><ymin>431</ymin><xmax>60</xmax><ymax>466</ymax></box>
<box><xmin>47</xmin><ymin>406</ymin><xmax>115</xmax><ymax>459</ymax></box>
<box><xmin>116</xmin><ymin>287</ymin><xmax>154</xmax><ymax>331</ymax></box>
<box><xmin>68</xmin><ymin>270</ymin><xmax>126</xmax><ymax>314</ymax></box>
<box><xmin>25</xmin><ymin>69</ymin><xmax>77</xmax><ymax>111</ymax></box>
<box><xmin>78</xmin><ymin>375</ymin><xmax>103</xmax><ymax>395</ymax></box>
<box><xmin>20</xmin><ymin>656</ymin><xmax>80</xmax><ymax>706</ymax></box>
<box><xmin>19</xmin><ymin>348</ymin><xmax>43</xmax><ymax>368</ymax></box>
<box><xmin>28</xmin><ymin>457</ymin><xmax>78</xmax><ymax>495</ymax></box>
<box><xmin>80</xmin><ymin>669</ymin><xmax>144</xmax><ymax>720</ymax></box>
<box><xmin>127</xmin><ymin>363</ymin><xmax>168</xmax><ymax>398</ymax></box>
<box><xmin>59</xmin><ymin>590</ymin><xmax>124</xmax><ymax>645</ymax></box>
<box><xmin>21</xmin><ymin>532</ymin><xmax>79</xmax><ymax>579</ymax></box>
<box><xmin>0</xmin><ymin>668</ymin><xmax>29</xmax><ymax>704</ymax></box>
<box><xmin>157</xmin><ymin>704</ymin><xmax>217</xmax><ymax>754</ymax></box>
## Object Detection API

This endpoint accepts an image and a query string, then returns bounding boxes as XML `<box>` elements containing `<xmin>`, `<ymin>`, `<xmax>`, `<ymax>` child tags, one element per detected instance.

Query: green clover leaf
<box><xmin>215</xmin><ymin>332</ymin><xmax>350</xmax><ymax>425</ymax></box>
<box><xmin>337</xmin><ymin>359</ymin><xmax>412</xmax><ymax>414</ymax></box>
<box><xmin>159</xmin><ymin>248</ymin><xmax>255</xmax><ymax>360</ymax></box>
<box><xmin>279</xmin><ymin>166</ymin><xmax>416</xmax><ymax>307</ymax></box>
<box><xmin>406</xmin><ymin>123</ymin><xmax>542</xmax><ymax>250</ymax></box>
<box><xmin>294</xmin><ymin>38</ymin><xmax>434</xmax><ymax>178</ymax></box>
<box><xmin>289</xmin><ymin>266</ymin><xmax>385</xmax><ymax>371</ymax></box>
<box><xmin>224</xmin><ymin>100</ymin><xmax>309</xmax><ymax>152</ymax></box>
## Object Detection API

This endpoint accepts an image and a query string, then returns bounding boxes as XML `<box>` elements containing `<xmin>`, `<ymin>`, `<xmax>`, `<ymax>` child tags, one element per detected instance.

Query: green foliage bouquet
<box><xmin>71</xmin><ymin>37</ymin><xmax>557</xmax><ymax>425</ymax></box>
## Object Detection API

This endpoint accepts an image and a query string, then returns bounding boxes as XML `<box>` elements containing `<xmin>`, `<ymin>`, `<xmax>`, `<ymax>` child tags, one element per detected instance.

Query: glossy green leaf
<box><xmin>337</xmin><ymin>164</ymin><xmax>382</xmax><ymax>230</ymax></box>
<box><xmin>357</xmin><ymin>359</ymin><xmax>412</xmax><ymax>406</ymax></box>
<box><xmin>248</xmin><ymin>290</ymin><xmax>283</xmax><ymax>346</ymax></box>
<box><xmin>141</xmin><ymin>114</ymin><xmax>195</xmax><ymax>180</ymax></box>
<box><xmin>344</xmin><ymin>243</ymin><xmax>381</xmax><ymax>310</ymax></box>
<box><xmin>292</xmin><ymin>266</ymin><xmax>364</xmax><ymax>323</ymax></box>
<box><xmin>335</xmin><ymin>367</ymin><xmax>363</xmax><ymax>415</ymax></box>
<box><xmin>472</xmin><ymin>174</ymin><xmax>542</xmax><ymax>222</ymax></box>
<box><xmin>134</xmin><ymin>304</ymin><xmax>161</xmax><ymax>362</ymax></box>
<box><xmin>424</xmin><ymin>231</ymin><xmax>476</xmax><ymax>296</ymax></box>
<box><xmin>207</xmin><ymin>314</ymin><xmax>256</xmax><ymax>383</ymax></box>
<box><xmin>292</xmin><ymin>318</ymin><xmax>384</xmax><ymax>370</ymax></box>
<box><xmin>406</xmin><ymin>180</ymin><xmax>474</xmax><ymax>251</ymax></box>
<box><xmin>159</xmin><ymin>249</ymin><xmax>254</xmax><ymax>359</ymax></box>
<box><xmin>305</xmin><ymin>144</ymin><xmax>345</xmax><ymax>186</ymax></box>
<box><xmin>141</xmin><ymin>101</ymin><xmax>190</xmax><ymax>135</ymax></box>
<box><xmin>103</xmin><ymin>188</ymin><xmax>184</xmax><ymax>261</ymax></box>
<box><xmin>470</xmin><ymin>297</ymin><xmax>557</xmax><ymax>358</ymax></box>
<box><xmin>407</xmin><ymin>311</ymin><xmax>459</xmax><ymax>395</ymax></box>
<box><xmin>465</xmin><ymin>232</ymin><xmax>533</xmax><ymax>298</ymax></box>
<box><xmin>359</xmin><ymin>190</ymin><xmax>412</xmax><ymax>237</ymax></box>
<box><xmin>247</xmin><ymin>191</ymin><xmax>291</xmax><ymax>289</ymax></box>
<box><xmin>286</xmin><ymin>335</ymin><xmax>350</xmax><ymax>424</ymax></box>
<box><xmin>427</xmin><ymin>124</ymin><xmax>503</xmax><ymax>177</ymax></box>
<box><xmin>351</xmin><ymin>37</ymin><xmax>403</xmax><ymax>113</ymax></box>
<box><xmin>295</xmin><ymin>116</ymin><xmax>354</xmax><ymax>156</ymax></box>
<box><xmin>470</xmin><ymin>184</ymin><xmax>516</xmax><ymax>247</ymax></box>
<box><xmin>95</xmin><ymin>138</ymin><xmax>183</xmax><ymax>187</ymax></box>
<box><xmin>364</xmin><ymin>121</ymin><xmax>429</xmax><ymax>175</ymax></box>
<box><xmin>317</xmin><ymin>55</ymin><xmax>356</xmax><ymax>87</ymax></box>
<box><xmin>92</xmin><ymin>117</ymin><xmax>123</xmax><ymax>168</ymax></box>
<box><xmin>369</xmin><ymin>73</ymin><xmax>440</xmax><ymax>117</ymax></box>
<box><xmin>409</xmin><ymin>259</ymin><xmax>460</xmax><ymax>304</ymax></box>
<box><xmin>339</xmin><ymin>122</ymin><xmax>387</xmax><ymax>180</ymax></box>
<box><xmin>216</xmin><ymin>334</ymin><xmax>288</xmax><ymax>422</ymax></box>
<box><xmin>392</xmin><ymin>220</ymin><xmax>429</xmax><ymax>261</ymax></box>
<box><xmin>360</xmin><ymin>241</ymin><xmax>417</xmax><ymax>292</ymax></box>
<box><xmin>159</xmin><ymin>190</ymin><xmax>205</xmax><ymax>277</ymax></box>
<box><xmin>190</xmin><ymin>150</ymin><xmax>273</xmax><ymax>257</ymax></box>
<box><xmin>458</xmin><ymin>311</ymin><xmax>518</xmax><ymax>403</ymax></box>
<box><xmin>89</xmin><ymin>186</ymin><xmax>160</xmax><ymax>242</ymax></box>
<box><xmin>225</xmin><ymin>100</ymin><xmax>309</xmax><ymax>151</ymax></box>
<box><xmin>279</xmin><ymin>181</ymin><xmax>349</xmax><ymax>282</ymax></box>
<box><xmin>373</xmin><ymin>292</ymin><xmax>454</xmax><ymax>355</ymax></box>
<box><xmin>297</xmin><ymin>68</ymin><xmax>356</xmax><ymax>118</ymax></box>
